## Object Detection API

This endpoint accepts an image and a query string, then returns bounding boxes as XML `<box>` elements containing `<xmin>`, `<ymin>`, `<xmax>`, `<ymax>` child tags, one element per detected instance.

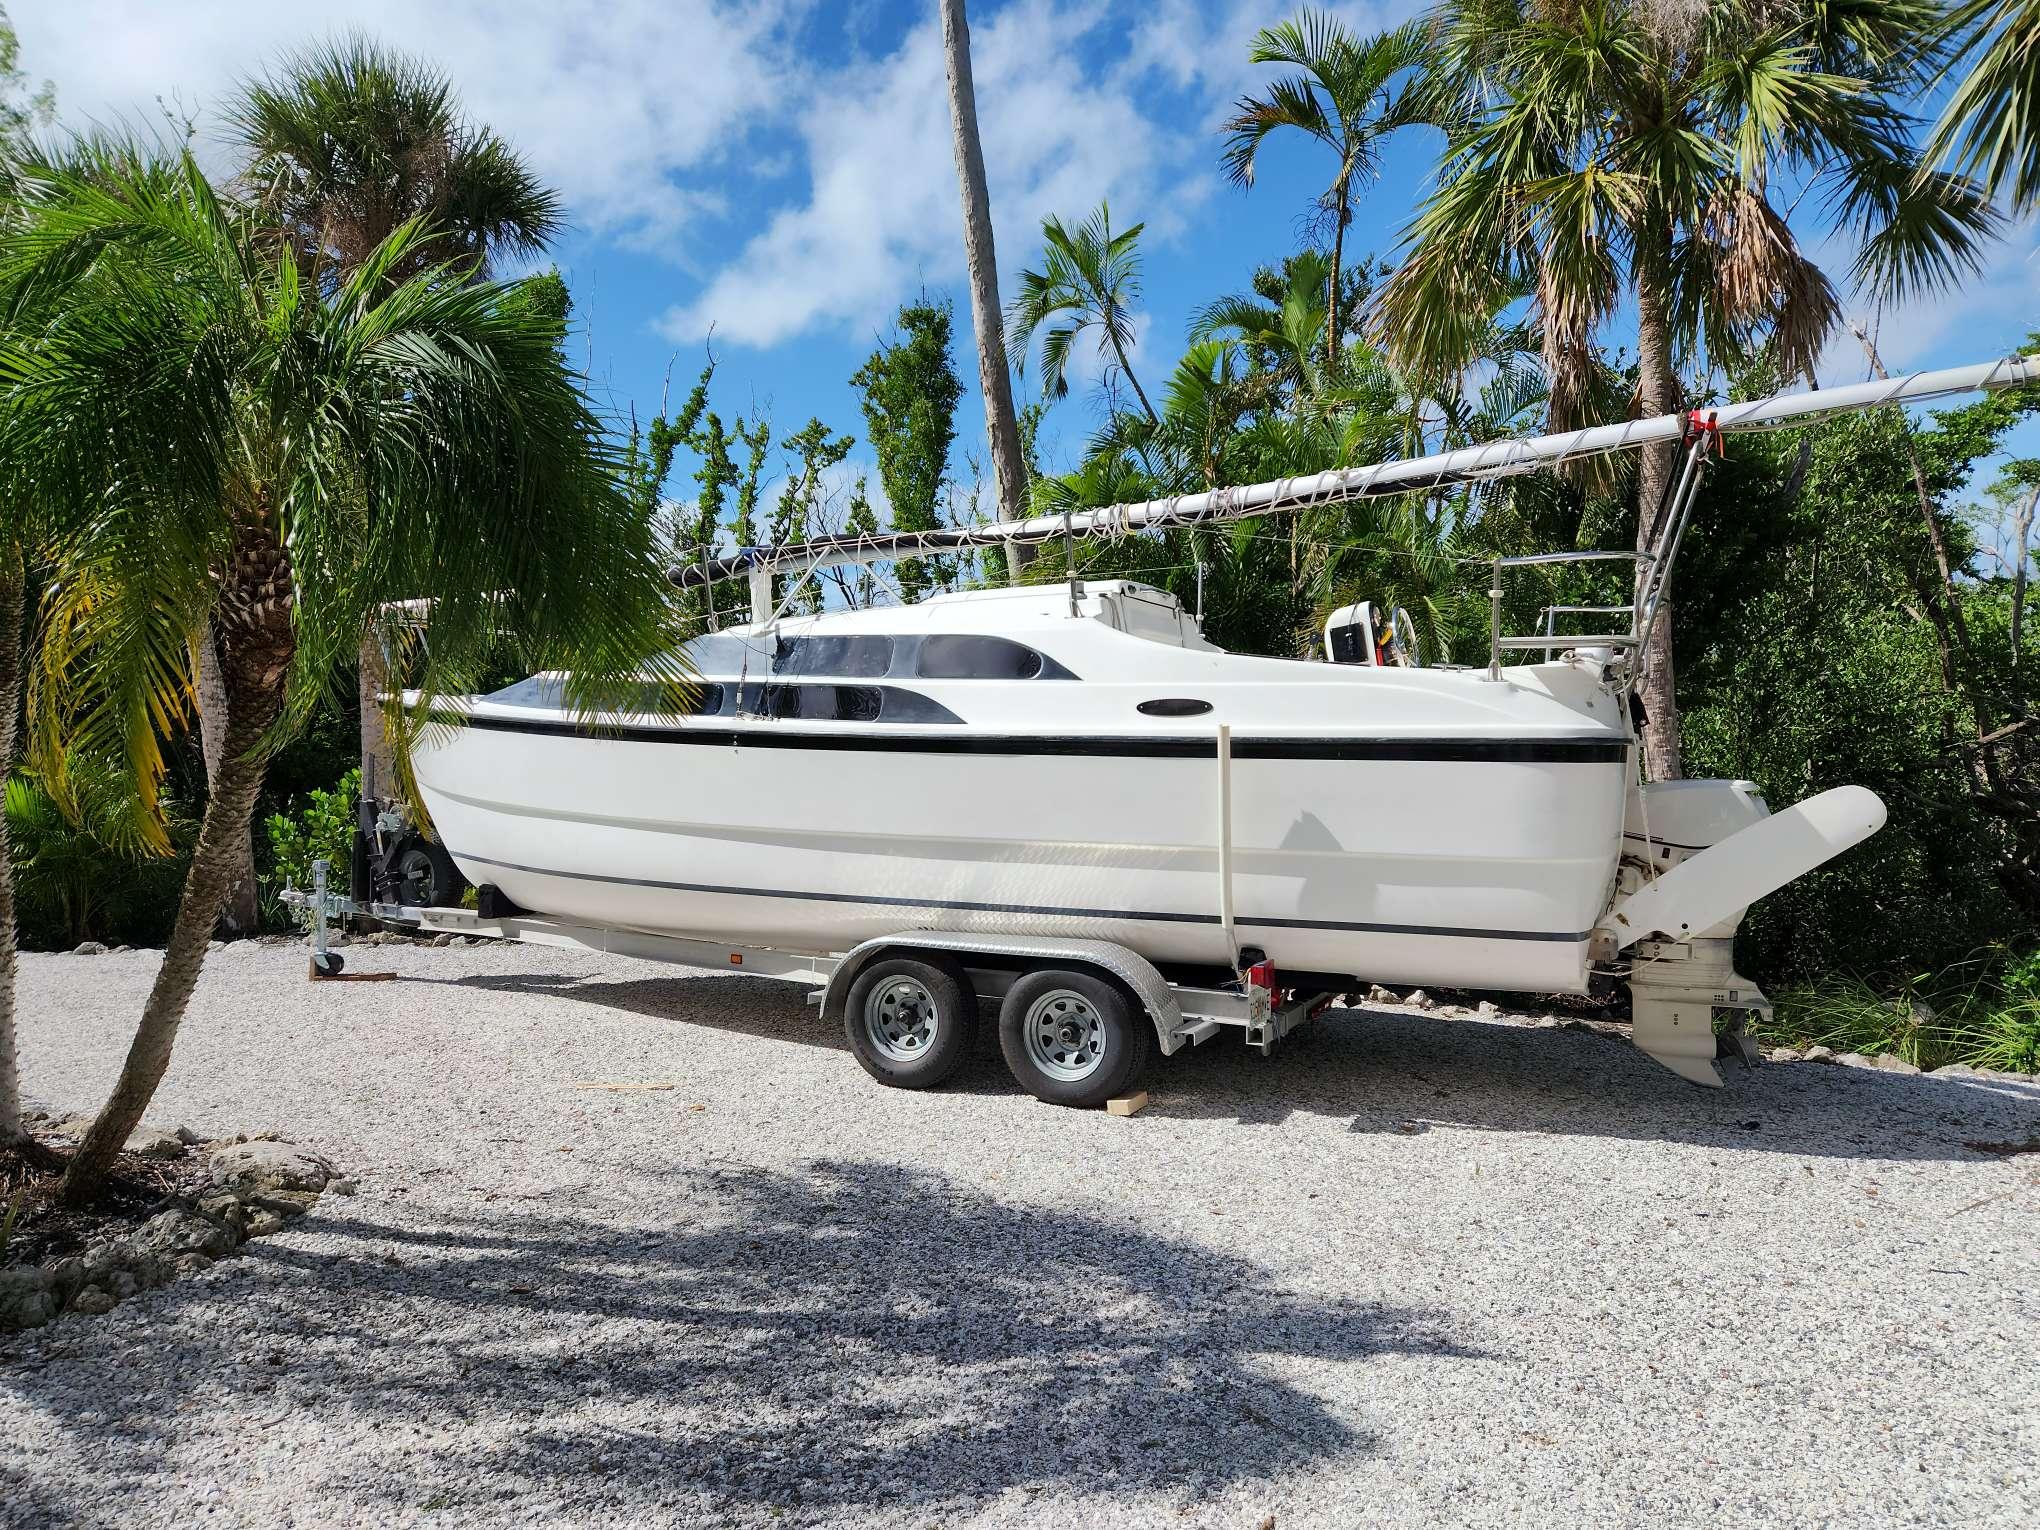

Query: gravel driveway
<box><xmin>3</xmin><ymin>940</ymin><xmax>2036</xmax><ymax>1529</ymax></box>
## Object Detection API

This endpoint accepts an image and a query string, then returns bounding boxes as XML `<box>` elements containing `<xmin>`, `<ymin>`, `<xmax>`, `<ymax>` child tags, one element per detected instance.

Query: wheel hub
<box><xmin>1023</xmin><ymin>991</ymin><xmax>1106</xmax><ymax>1082</ymax></box>
<box><xmin>864</xmin><ymin>977</ymin><xmax>939</xmax><ymax>1062</ymax></box>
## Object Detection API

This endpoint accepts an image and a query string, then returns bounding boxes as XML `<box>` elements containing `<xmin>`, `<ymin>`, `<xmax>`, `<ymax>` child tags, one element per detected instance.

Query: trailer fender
<box><xmin>822</xmin><ymin>931</ymin><xmax>1191</xmax><ymax>1055</ymax></box>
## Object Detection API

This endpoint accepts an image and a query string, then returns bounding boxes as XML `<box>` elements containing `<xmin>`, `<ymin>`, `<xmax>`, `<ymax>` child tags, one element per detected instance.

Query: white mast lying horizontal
<box><xmin>671</xmin><ymin>353</ymin><xmax>2040</xmax><ymax>590</ymax></box>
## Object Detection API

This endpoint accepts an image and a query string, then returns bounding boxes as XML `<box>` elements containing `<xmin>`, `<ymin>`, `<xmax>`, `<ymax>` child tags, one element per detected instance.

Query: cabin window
<box><xmin>775</xmin><ymin>634</ymin><xmax>895</xmax><ymax>678</ymax></box>
<box><xmin>753</xmin><ymin>682</ymin><xmax>949</xmax><ymax>723</ymax></box>
<box><xmin>484</xmin><ymin>674</ymin><xmax>566</xmax><ymax>709</ymax></box>
<box><xmin>915</xmin><ymin>634</ymin><xmax>1071</xmax><ymax>680</ymax></box>
<box><xmin>876</xmin><ymin>687</ymin><xmax>962</xmax><ymax>724</ymax></box>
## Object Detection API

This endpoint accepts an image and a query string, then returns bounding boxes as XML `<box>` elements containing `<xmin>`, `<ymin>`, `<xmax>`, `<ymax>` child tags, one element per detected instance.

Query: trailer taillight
<box><xmin>1245</xmin><ymin>959</ymin><xmax>1276</xmax><ymax>993</ymax></box>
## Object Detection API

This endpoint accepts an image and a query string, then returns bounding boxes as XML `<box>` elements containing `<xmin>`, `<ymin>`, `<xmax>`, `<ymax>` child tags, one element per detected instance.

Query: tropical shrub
<box><xmin>261</xmin><ymin>769</ymin><xmax>360</xmax><ymax>915</ymax></box>
<box><xmin>4</xmin><ymin>763</ymin><xmax>188</xmax><ymax>950</ymax></box>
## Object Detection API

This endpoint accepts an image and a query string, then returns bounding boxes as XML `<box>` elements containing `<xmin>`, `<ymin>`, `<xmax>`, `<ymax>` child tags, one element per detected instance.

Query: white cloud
<box><xmin>662</xmin><ymin>0</ymin><xmax>1210</xmax><ymax>348</ymax></box>
<box><xmin>1816</xmin><ymin>233</ymin><xmax>2040</xmax><ymax>382</ymax></box>
<box><xmin>13</xmin><ymin>0</ymin><xmax>796</xmax><ymax>246</ymax></box>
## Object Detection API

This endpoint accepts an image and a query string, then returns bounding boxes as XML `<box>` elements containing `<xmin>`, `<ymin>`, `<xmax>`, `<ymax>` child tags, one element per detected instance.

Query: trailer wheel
<box><xmin>999</xmin><ymin>970</ymin><xmax>1150</xmax><ymax>1108</ymax></box>
<box><xmin>843</xmin><ymin>957</ymin><xmax>977</xmax><ymax>1090</ymax></box>
<box><xmin>389</xmin><ymin>837</ymin><xmax>464</xmax><ymax>908</ymax></box>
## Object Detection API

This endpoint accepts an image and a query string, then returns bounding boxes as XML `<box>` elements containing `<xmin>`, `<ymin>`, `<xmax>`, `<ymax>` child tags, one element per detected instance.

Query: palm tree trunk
<box><xmin>63</xmin><ymin>518</ymin><xmax>295</xmax><ymax>1205</ymax></box>
<box><xmin>939</xmin><ymin>0</ymin><xmax>1032</xmax><ymax>578</ymax></box>
<box><xmin>1106</xmin><ymin>317</ymin><xmax>1159</xmax><ymax>425</ymax></box>
<box><xmin>1633</xmin><ymin>235</ymin><xmax>1684</xmax><ymax>782</ymax></box>
<box><xmin>0</xmin><ymin>542</ymin><xmax>25</xmax><ymax>1149</ymax></box>
<box><xmin>1326</xmin><ymin>187</ymin><xmax>1347</xmax><ymax>379</ymax></box>
<box><xmin>196</xmin><ymin>622</ymin><xmax>260</xmax><ymax>935</ymax></box>
<box><xmin>358</xmin><ymin>627</ymin><xmax>397</xmax><ymax>801</ymax></box>
<box><xmin>2012</xmin><ymin>487</ymin><xmax>2035</xmax><ymax>673</ymax></box>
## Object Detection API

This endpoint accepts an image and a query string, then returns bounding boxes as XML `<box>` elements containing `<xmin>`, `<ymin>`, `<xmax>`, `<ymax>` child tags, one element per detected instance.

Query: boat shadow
<box><xmin>405</xmin><ymin>973</ymin><xmax>2037</xmax><ymax>1164</ymax></box>
<box><xmin>0</xmin><ymin>1160</ymin><xmax>1474</xmax><ymax>1522</ymax></box>
<box><xmin>1152</xmin><ymin>1004</ymin><xmax>2040</xmax><ymax>1163</ymax></box>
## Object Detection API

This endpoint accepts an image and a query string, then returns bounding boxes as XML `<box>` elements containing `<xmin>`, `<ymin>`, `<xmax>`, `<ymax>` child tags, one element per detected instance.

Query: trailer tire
<box><xmin>998</xmin><ymin>969</ymin><xmax>1150</xmax><ymax>1108</ymax></box>
<box><xmin>843</xmin><ymin>956</ymin><xmax>977</xmax><ymax>1090</ymax></box>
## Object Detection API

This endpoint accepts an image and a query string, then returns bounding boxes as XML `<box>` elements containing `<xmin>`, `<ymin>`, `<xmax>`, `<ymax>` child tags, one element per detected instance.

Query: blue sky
<box><xmin>18</xmin><ymin>0</ymin><xmax>2040</xmax><ymax>534</ymax></box>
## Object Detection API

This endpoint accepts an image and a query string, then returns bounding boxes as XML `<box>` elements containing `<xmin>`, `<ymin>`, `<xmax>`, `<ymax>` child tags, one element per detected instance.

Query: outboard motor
<box><xmin>1325</xmin><ymin>601</ymin><xmax>1421</xmax><ymax>667</ymax></box>
<box><xmin>1324</xmin><ymin>600</ymin><xmax>1383</xmax><ymax>664</ymax></box>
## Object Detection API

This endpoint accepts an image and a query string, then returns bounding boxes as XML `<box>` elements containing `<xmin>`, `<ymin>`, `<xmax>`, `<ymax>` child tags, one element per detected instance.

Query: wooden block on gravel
<box><xmin>1105</xmin><ymin>1091</ymin><xmax>1150</xmax><ymax>1117</ymax></box>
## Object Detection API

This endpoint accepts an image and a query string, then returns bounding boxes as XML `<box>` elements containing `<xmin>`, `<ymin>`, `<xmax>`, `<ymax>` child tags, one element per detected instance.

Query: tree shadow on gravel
<box><xmin>0</xmin><ymin>1160</ymin><xmax>1473</xmax><ymax>1525</ymax></box>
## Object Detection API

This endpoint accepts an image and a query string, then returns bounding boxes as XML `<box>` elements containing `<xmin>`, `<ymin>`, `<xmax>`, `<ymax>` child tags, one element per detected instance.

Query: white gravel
<box><xmin>3</xmin><ymin>940</ymin><xmax>2036</xmax><ymax>1530</ymax></box>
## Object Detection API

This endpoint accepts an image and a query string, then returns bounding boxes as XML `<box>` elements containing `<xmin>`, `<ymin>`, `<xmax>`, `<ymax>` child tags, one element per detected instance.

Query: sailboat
<box><xmin>398</xmin><ymin>357</ymin><xmax>2032</xmax><ymax>1093</ymax></box>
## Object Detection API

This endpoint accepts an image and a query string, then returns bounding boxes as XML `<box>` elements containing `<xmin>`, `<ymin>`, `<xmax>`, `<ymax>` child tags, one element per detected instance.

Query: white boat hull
<box><xmin>414</xmin><ymin>722</ymin><xmax>1627</xmax><ymax>995</ymax></box>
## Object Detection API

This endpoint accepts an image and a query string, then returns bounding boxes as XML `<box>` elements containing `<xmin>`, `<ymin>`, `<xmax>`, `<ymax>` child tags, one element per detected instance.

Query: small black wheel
<box><xmin>998</xmin><ymin>969</ymin><xmax>1151</xmax><ymax>1108</ymax></box>
<box><xmin>843</xmin><ymin>956</ymin><xmax>977</xmax><ymax>1090</ymax></box>
<box><xmin>388</xmin><ymin>837</ymin><xmax>464</xmax><ymax>908</ymax></box>
<box><xmin>310</xmin><ymin>950</ymin><xmax>345</xmax><ymax>977</ymax></box>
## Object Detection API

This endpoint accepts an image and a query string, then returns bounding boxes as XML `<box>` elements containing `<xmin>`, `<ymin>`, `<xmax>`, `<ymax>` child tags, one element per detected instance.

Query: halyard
<box><xmin>2</xmin><ymin>940</ymin><xmax>2035</xmax><ymax>1530</ymax></box>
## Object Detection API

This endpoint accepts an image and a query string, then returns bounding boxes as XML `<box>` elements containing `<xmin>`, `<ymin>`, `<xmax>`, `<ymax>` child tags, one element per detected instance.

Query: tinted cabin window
<box><xmin>762</xmin><ymin>683</ymin><xmax>889</xmax><ymax>722</ymax></box>
<box><xmin>484</xmin><ymin>675</ymin><xmax>726</xmax><ymax>715</ymax></box>
<box><xmin>742</xmin><ymin>682</ymin><xmax>959</xmax><ymax>724</ymax></box>
<box><xmin>485</xmin><ymin>674</ymin><xmax>566</xmax><ymax>709</ymax></box>
<box><xmin>776</xmin><ymin>635</ymin><xmax>894</xmax><ymax>677</ymax></box>
<box><xmin>916</xmin><ymin>634</ymin><xmax>1064</xmax><ymax>679</ymax></box>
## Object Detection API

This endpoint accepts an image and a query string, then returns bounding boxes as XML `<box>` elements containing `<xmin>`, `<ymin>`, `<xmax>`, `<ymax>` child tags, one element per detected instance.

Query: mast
<box><xmin>680</xmin><ymin>354</ymin><xmax>2040</xmax><ymax>594</ymax></box>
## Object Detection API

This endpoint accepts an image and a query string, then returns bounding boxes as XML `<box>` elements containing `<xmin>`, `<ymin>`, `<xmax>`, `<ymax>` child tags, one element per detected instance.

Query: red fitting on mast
<box><xmin>1685</xmin><ymin>408</ymin><xmax>1724</xmax><ymax>456</ymax></box>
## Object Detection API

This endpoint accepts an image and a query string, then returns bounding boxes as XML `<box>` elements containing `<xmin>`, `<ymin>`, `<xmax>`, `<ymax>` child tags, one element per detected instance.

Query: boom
<box><xmin>672</xmin><ymin>353</ymin><xmax>2040</xmax><ymax>610</ymax></box>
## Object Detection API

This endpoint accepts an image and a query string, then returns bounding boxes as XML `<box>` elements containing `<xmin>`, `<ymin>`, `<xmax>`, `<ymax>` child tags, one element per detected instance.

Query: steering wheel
<box><xmin>1390</xmin><ymin>606</ymin><xmax>1424</xmax><ymax>668</ymax></box>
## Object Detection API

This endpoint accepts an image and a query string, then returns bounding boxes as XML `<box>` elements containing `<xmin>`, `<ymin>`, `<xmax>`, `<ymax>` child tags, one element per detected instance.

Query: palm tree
<box><xmin>1006</xmin><ymin>202</ymin><xmax>1158</xmax><ymax>422</ymax></box>
<box><xmin>0</xmin><ymin>148</ymin><xmax>681</xmax><ymax>1203</ymax></box>
<box><xmin>1375</xmin><ymin>0</ymin><xmax>1999</xmax><ymax>780</ymax></box>
<box><xmin>227</xmin><ymin>33</ymin><xmax>564</xmax><ymax>883</ymax></box>
<box><xmin>1927</xmin><ymin>0</ymin><xmax>2040</xmax><ymax>213</ymax></box>
<box><xmin>1220</xmin><ymin>11</ymin><xmax>1428</xmax><ymax>376</ymax></box>
<box><xmin>938</xmin><ymin>0</ymin><xmax>1031</xmax><ymax>578</ymax></box>
<box><xmin>0</xmin><ymin>6</ymin><xmax>53</xmax><ymax>1151</ymax></box>
<box><xmin>229</xmin><ymin>32</ymin><xmax>560</xmax><ymax>284</ymax></box>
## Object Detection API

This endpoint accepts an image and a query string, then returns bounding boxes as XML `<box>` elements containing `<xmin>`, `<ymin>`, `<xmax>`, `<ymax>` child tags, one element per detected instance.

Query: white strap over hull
<box><xmin>673</xmin><ymin>353</ymin><xmax>2040</xmax><ymax>591</ymax></box>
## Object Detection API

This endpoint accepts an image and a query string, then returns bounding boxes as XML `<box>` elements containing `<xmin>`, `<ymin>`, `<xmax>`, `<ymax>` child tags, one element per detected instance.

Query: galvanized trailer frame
<box><xmin>285</xmin><ymin>860</ymin><xmax>1331</xmax><ymax>1061</ymax></box>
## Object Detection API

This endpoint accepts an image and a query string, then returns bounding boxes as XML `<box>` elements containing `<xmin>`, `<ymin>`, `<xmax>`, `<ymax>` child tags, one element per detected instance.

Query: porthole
<box><xmin>1137</xmin><ymin>698</ymin><xmax>1213</xmax><ymax>717</ymax></box>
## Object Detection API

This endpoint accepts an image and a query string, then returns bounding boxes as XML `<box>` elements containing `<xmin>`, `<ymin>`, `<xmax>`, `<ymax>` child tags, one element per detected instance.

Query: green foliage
<box><xmin>1928</xmin><ymin>0</ymin><xmax>2040</xmax><ymax>215</ymax></box>
<box><xmin>1760</xmin><ymin>948</ymin><xmax>2040</xmax><ymax>1074</ymax></box>
<box><xmin>1007</xmin><ymin>203</ymin><xmax>1157</xmax><ymax>419</ymax></box>
<box><xmin>769</xmin><ymin>419</ymin><xmax>856</xmax><ymax>615</ymax></box>
<box><xmin>228</xmin><ymin>31</ymin><xmax>562</xmax><ymax>282</ymax></box>
<box><xmin>1378</xmin><ymin>0</ymin><xmax>1998</xmax><ymax>418</ymax></box>
<box><xmin>851</xmin><ymin>299</ymin><xmax>963</xmax><ymax>601</ymax></box>
<box><xmin>4</xmin><ymin>764</ymin><xmax>188</xmax><ymax>950</ymax></box>
<box><xmin>1676</xmin><ymin>391</ymin><xmax>2040</xmax><ymax>984</ymax></box>
<box><xmin>261</xmin><ymin>768</ymin><xmax>360</xmax><ymax>911</ymax></box>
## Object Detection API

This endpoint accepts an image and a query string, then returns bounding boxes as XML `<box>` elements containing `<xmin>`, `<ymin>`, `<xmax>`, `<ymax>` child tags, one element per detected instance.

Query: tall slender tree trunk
<box><xmin>1105</xmin><ymin>315</ymin><xmax>1159</xmax><ymax>425</ymax></box>
<box><xmin>63</xmin><ymin>514</ymin><xmax>295</xmax><ymax>1204</ymax></box>
<box><xmin>0</xmin><ymin>543</ymin><xmax>25</xmax><ymax>1148</ymax></box>
<box><xmin>1633</xmin><ymin>235</ymin><xmax>1684</xmax><ymax>781</ymax></box>
<box><xmin>358</xmin><ymin>628</ymin><xmax>397</xmax><ymax>799</ymax></box>
<box><xmin>939</xmin><ymin>0</ymin><xmax>1032</xmax><ymax>578</ymax></box>
<box><xmin>196</xmin><ymin>622</ymin><xmax>260</xmax><ymax>935</ymax></box>
<box><xmin>2012</xmin><ymin>487</ymin><xmax>2035</xmax><ymax>673</ymax></box>
<box><xmin>1326</xmin><ymin>186</ymin><xmax>1347</xmax><ymax>378</ymax></box>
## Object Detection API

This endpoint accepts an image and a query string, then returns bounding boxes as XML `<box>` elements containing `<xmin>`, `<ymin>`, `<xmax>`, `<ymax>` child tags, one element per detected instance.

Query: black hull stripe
<box><xmin>452</xmin><ymin>850</ymin><xmax>1590</xmax><ymax>944</ymax></box>
<box><xmin>429</xmin><ymin>711</ymin><xmax>1629</xmax><ymax>764</ymax></box>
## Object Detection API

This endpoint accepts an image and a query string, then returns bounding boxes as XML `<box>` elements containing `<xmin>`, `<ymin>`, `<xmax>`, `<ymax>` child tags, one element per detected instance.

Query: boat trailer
<box><xmin>282</xmin><ymin>859</ymin><xmax>1334</xmax><ymax>1106</ymax></box>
